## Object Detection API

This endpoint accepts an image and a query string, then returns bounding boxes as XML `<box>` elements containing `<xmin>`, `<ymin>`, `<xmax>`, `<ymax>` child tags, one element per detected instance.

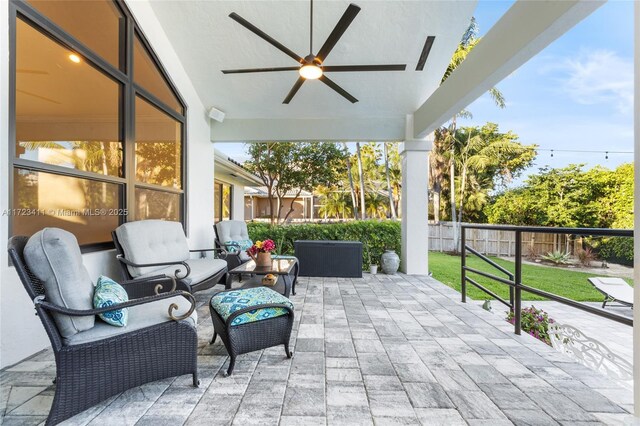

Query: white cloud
<box><xmin>552</xmin><ymin>50</ymin><xmax>633</xmax><ymax>114</ymax></box>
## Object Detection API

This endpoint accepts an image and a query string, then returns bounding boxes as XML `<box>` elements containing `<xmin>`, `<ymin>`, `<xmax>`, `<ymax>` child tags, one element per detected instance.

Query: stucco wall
<box><xmin>0</xmin><ymin>0</ymin><xmax>215</xmax><ymax>368</ymax></box>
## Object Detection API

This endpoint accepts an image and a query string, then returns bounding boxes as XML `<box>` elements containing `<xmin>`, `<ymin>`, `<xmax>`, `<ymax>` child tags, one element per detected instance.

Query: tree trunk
<box><xmin>267</xmin><ymin>184</ymin><xmax>276</xmax><ymax>225</ymax></box>
<box><xmin>343</xmin><ymin>142</ymin><xmax>359</xmax><ymax>220</ymax></box>
<box><xmin>384</xmin><ymin>142</ymin><xmax>397</xmax><ymax>219</ymax></box>
<box><xmin>356</xmin><ymin>142</ymin><xmax>367</xmax><ymax>220</ymax></box>
<box><xmin>458</xmin><ymin>164</ymin><xmax>468</xmax><ymax>225</ymax></box>
<box><xmin>450</xmin><ymin>155</ymin><xmax>458</xmax><ymax>251</ymax></box>
<box><xmin>283</xmin><ymin>190</ymin><xmax>303</xmax><ymax>222</ymax></box>
<box><xmin>433</xmin><ymin>183</ymin><xmax>441</xmax><ymax>223</ymax></box>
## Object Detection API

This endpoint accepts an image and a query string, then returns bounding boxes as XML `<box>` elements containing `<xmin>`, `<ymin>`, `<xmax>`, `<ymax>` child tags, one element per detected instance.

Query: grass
<box><xmin>428</xmin><ymin>251</ymin><xmax>624</xmax><ymax>302</ymax></box>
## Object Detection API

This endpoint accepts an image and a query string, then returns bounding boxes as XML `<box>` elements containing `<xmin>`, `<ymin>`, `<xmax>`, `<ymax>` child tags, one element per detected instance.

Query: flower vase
<box><xmin>255</xmin><ymin>252</ymin><xmax>272</xmax><ymax>267</ymax></box>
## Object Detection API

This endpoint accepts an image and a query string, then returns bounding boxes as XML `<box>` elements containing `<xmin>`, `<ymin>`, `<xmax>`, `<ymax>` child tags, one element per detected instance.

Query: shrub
<box><xmin>506</xmin><ymin>306</ymin><xmax>555</xmax><ymax>345</ymax></box>
<box><xmin>597</xmin><ymin>237</ymin><xmax>633</xmax><ymax>266</ymax></box>
<box><xmin>540</xmin><ymin>251</ymin><xmax>571</xmax><ymax>265</ymax></box>
<box><xmin>575</xmin><ymin>247</ymin><xmax>597</xmax><ymax>267</ymax></box>
<box><xmin>247</xmin><ymin>220</ymin><xmax>401</xmax><ymax>270</ymax></box>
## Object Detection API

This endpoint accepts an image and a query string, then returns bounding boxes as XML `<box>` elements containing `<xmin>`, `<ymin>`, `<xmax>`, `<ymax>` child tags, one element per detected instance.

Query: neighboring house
<box><xmin>214</xmin><ymin>149</ymin><xmax>263</xmax><ymax>223</ymax></box>
<box><xmin>245</xmin><ymin>186</ymin><xmax>316</xmax><ymax>221</ymax></box>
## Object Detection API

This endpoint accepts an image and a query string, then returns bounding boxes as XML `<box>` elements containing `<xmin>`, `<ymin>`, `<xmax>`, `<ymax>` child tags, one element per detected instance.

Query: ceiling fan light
<box><xmin>299</xmin><ymin>64</ymin><xmax>322</xmax><ymax>80</ymax></box>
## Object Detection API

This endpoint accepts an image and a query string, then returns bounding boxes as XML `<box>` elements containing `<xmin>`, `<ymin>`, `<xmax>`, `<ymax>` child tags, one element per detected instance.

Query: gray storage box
<box><xmin>294</xmin><ymin>240</ymin><xmax>362</xmax><ymax>278</ymax></box>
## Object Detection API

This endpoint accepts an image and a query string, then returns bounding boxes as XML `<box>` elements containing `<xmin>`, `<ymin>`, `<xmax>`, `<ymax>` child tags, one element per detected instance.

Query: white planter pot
<box><xmin>369</xmin><ymin>265</ymin><xmax>378</xmax><ymax>274</ymax></box>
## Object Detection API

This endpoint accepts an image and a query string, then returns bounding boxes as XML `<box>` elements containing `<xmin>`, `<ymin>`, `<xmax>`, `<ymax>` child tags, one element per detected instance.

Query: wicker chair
<box><xmin>113</xmin><ymin>220</ymin><xmax>228</xmax><ymax>294</ymax></box>
<box><xmin>8</xmin><ymin>232</ymin><xmax>200</xmax><ymax>426</ymax></box>
<box><xmin>214</xmin><ymin>220</ymin><xmax>299</xmax><ymax>287</ymax></box>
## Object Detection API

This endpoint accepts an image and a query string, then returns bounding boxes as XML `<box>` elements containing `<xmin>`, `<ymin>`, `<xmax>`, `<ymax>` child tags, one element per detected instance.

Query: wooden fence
<box><xmin>429</xmin><ymin>221</ymin><xmax>578</xmax><ymax>257</ymax></box>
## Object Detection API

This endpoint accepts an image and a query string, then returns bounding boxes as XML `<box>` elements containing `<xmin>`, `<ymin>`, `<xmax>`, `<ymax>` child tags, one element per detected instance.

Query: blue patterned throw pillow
<box><xmin>93</xmin><ymin>276</ymin><xmax>128</xmax><ymax>327</ymax></box>
<box><xmin>224</xmin><ymin>239</ymin><xmax>253</xmax><ymax>253</ymax></box>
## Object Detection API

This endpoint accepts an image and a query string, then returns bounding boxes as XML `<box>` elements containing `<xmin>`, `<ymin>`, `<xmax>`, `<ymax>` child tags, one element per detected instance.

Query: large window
<box><xmin>10</xmin><ymin>0</ymin><xmax>186</xmax><ymax>248</ymax></box>
<box><xmin>214</xmin><ymin>180</ymin><xmax>233</xmax><ymax>223</ymax></box>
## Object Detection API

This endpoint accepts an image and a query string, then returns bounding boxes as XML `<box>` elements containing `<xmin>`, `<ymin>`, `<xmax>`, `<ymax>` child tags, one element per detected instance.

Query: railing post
<box><xmin>514</xmin><ymin>230</ymin><xmax>522</xmax><ymax>335</ymax></box>
<box><xmin>461</xmin><ymin>226</ymin><xmax>466</xmax><ymax>303</ymax></box>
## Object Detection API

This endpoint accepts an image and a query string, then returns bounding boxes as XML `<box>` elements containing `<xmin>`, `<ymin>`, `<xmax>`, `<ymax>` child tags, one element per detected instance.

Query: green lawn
<box><xmin>429</xmin><ymin>251</ymin><xmax>622</xmax><ymax>302</ymax></box>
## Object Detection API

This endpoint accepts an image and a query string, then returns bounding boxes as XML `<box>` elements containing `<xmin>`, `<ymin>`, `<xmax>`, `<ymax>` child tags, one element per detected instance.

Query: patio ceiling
<box><xmin>148</xmin><ymin>0</ymin><xmax>477</xmax><ymax>141</ymax></box>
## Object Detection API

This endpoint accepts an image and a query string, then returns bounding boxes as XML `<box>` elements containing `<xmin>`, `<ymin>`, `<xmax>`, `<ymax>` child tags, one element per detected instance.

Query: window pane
<box><xmin>222</xmin><ymin>184</ymin><xmax>232</xmax><ymax>220</ymax></box>
<box><xmin>13</xmin><ymin>168</ymin><xmax>122</xmax><ymax>245</ymax></box>
<box><xmin>214</xmin><ymin>183</ymin><xmax>222</xmax><ymax>223</ymax></box>
<box><xmin>26</xmin><ymin>0</ymin><xmax>123</xmax><ymax>69</ymax></box>
<box><xmin>135</xmin><ymin>96</ymin><xmax>182</xmax><ymax>188</ymax></box>
<box><xmin>134</xmin><ymin>35</ymin><xmax>182</xmax><ymax>114</ymax></box>
<box><xmin>135</xmin><ymin>187</ymin><xmax>180</xmax><ymax>221</ymax></box>
<box><xmin>16</xmin><ymin>19</ymin><xmax>123</xmax><ymax>176</ymax></box>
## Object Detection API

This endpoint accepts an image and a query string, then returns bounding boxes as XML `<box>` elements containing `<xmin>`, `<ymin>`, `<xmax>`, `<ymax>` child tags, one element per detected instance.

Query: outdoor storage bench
<box><xmin>294</xmin><ymin>240</ymin><xmax>362</xmax><ymax>278</ymax></box>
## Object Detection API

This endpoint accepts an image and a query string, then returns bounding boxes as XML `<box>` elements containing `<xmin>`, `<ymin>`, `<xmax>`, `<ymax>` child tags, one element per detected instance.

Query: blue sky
<box><xmin>216</xmin><ymin>1</ymin><xmax>635</xmax><ymax>186</ymax></box>
<box><xmin>462</xmin><ymin>0</ymin><xmax>634</xmax><ymax>184</ymax></box>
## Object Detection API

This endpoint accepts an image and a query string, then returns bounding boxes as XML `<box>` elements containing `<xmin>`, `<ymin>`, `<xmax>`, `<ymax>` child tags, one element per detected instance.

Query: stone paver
<box><xmin>0</xmin><ymin>273</ymin><xmax>633</xmax><ymax>425</ymax></box>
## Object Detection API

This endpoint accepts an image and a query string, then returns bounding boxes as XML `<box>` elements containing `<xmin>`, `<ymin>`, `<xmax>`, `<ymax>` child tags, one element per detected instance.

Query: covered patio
<box><xmin>1</xmin><ymin>273</ymin><xmax>632</xmax><ymax>425</ymax></box>
<box><xmin>1</xmin><ymin>0</ymin><xmax>638</xmax><ymax>424</ymax></box>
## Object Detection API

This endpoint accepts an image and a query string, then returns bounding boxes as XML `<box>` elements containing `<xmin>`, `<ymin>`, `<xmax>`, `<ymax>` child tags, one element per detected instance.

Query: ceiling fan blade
<box><xmin>416</xmin><ymin>36</ymin><xmax>436</xmax><ymax>71</ymax></box>
<box><xmin>229</xmin><ymin>12</ymin><xmax>303</xmax><ymax>63</ymax></box>
<box><xmin>319</xmin><ymin>75</ymin><xmax>358</xmax><ymax>103</ymax></box>
<box><xmin>222</xmin><ymin>66</ymin><xmax>300</xmax><ymax>74</ymax></box>
<box><xmin>315</xmin><ymin>4</ymin><xmax>361</xmax><ymax>63</ymax></box>
<box><xmin>323</xmin><ymin>64</ymin><xmax>406</xmax><ymax>72</ymax></box>
<box><xmin>283</xmin><ymin>77</ymin><xmax>306</xmax><ymax>104</ymax></box>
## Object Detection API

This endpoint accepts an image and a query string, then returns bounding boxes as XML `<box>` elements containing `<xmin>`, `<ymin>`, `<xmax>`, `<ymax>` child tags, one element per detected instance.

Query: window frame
<box><xmin>214</xmin><ymin>179</ymin><xmax>233</xmax><ymax>223</ymax></box>
<box><xmin>8</xmin><ymin>0</ymin><xmax>188</xmax><ymax>252</ymax></box>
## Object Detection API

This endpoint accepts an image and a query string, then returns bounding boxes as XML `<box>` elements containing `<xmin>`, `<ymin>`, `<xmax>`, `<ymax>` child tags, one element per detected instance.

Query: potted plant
<box><xmin>363</xmin><ymin>240</ymin><xmax>378</xmax><ymax>274</ymax></box>
<box><xmin>246</xmin><ymin>239</ymin><xmax>276</xmax><ymax>267</ymax></box>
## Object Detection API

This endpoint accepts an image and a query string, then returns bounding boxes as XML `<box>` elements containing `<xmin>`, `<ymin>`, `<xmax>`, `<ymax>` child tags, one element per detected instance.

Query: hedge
<box><xmin>247</xmin><ymin>220</ymin><xmax>401</xmax><ymax>269</ymax></box>
<box><xmin>597</xmin><ymin>237</ymin><xmax>633</xmax><ymax>266</ymax></box>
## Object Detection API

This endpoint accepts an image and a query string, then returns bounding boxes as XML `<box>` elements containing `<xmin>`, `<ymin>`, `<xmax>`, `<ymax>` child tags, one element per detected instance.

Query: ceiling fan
<box><xmin>222</xmin><ymin>1</ymin><xmax>407</xmax><ymax>104</ymax></box>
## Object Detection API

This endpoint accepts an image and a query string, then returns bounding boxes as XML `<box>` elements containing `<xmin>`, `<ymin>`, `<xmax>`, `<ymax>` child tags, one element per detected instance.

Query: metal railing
<box><xmin>460</xmin><ymin>224</ymin><xmax>633</xmax><ymax>335</ymax></box>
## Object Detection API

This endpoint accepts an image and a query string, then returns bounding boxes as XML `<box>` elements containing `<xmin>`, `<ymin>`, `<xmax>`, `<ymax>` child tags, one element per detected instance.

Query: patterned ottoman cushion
<box><xmin>210</xmin><ymin>287</ymin><xmax>293</xmax><ymax>326</ymax></box>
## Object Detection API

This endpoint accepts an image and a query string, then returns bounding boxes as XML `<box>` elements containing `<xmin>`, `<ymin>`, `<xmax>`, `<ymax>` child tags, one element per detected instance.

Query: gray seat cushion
<box><xmin>216</xmin><ymin>221</ymin><xmax>250</xmax><ymax>245</ymax></box>
<box><xmin>64</xmin><ymin>295</ymin><xmax>197</xmax><ymax>346</ymax></box>
<box><xmin>137</xmin><ymin>258</ymin><xmax>228</xmax><ymax>285</ymax></box>
<box><xmin>115</xmin><ymin>220</ymin><xmax>190</xmax><ymax>278</ymax></box>
<box><xmin>24</xmin><ymin>228</ymin><xmax>95</xmax><ymax>338</ymax></box>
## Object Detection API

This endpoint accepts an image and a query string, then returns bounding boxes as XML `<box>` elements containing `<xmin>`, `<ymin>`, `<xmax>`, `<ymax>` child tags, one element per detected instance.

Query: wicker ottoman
<box><xmin>209</xmin><ymin>287</ymin><xmax>294</xmax><ymax>375</ymax></box>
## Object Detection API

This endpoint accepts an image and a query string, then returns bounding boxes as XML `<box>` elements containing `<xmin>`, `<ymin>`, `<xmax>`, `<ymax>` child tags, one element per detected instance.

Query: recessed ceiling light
<box><xmin>68</xmin><ymin>53</ymin><xmax>81</xmax><ymax>63</ymax></box>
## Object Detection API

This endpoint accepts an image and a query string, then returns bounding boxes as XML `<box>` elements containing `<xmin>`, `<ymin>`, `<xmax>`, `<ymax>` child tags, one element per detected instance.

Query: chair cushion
<box><xmin>93</xmin><ymin>276</ymin><xmax>128</xmax><ymax>327</ymax></box>
<box><xmin>216</xmin><ymin>221</ymin><xmax>250</xmax><ymax>246</ymax></box>
<box><xmin>115</xmin><ymin>220</ymin><xmax>190</xmax><ymax>277</ymax></box>
<box><xmin>137</xmin><ymin>258</ymin><xmax>227</xmax><ymax>285</ymax></box>
<box><xmin>210</xmin><ymin>287</ymin><xmax>293</xmax><ymax>326</ymax></box>
<box><xmin>24</xmin><ymin>228</ymin><xmax>95</xmax><ymax>338</ymax></box>
<box><xmin>64</xmin><ymin>295</ymin><xmax>197</xmax><ymax>345</ymax></box>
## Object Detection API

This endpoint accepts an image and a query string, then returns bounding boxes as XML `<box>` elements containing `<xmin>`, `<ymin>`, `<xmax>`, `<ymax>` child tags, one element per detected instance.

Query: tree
<box><xmin>384</xmin><ymin>142</ymin><xmax>397</xmax><ymax>219</ymax></box>
<box><xmin>244</xmin><ymin>142</ymin><xmax>345</xmax><ymax>224</ymax></box>
<box><xmin>429</xmin><ymin>17</ymin><xmax>506</xmax><ymax>236</ymax></box>
<box><xmin>355</xmin><ymin>142</ymin><xmax>367</xmax><ymax>219</ymax></box>
<box><xmin>486</xmin><ymin>163</ymin><xmax>633</xmax><ymax>229</ymax></box>
<box><xmin>452</xmin><ymin>123</ymin><xmax>536</xmax><ymax>222</ymax></box>
<box><xmin>343</xmin><ymin>142</ymin><xmax>359</xmax><ymax>219</ymax></box>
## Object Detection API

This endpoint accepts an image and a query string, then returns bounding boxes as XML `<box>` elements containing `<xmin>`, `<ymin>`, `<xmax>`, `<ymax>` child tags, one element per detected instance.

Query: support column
<box><xmin>633</xmin><ymin>0</ymin><xmax>639</xmax><ymax>418</ymax></box>
<box><xmin>400</xmin><ymin>115</ymin><xmax>432</xmax><ymax>275</ymax></box>
<box><xmin>231</xmin><ymin>184</ymin><xmax>245</xmax><ymax>221</ymax></box>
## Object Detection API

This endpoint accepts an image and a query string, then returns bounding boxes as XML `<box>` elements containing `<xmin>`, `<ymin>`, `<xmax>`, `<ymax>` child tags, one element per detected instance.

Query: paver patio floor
<box><xmin>0</xmin><ymin>274</ymin><xmax>634</xmax><ymax>425</ymax></box>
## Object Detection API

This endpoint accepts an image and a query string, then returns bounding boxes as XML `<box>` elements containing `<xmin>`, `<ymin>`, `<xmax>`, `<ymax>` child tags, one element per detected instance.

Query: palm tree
<box><xmin>343</xmin><ymin>142</ymin><xmax>359</xmax><ymax>219</ymax></box>
<box><xmin>365</xmin><ymin>192</ymin><xmax>387</xmax><ymax>219</ymax></box>
<box><xmin>430</xmin><ymin>17</ymin><xmax>506</xmax><ymax>249</ymax></box>
<box><xmin>355</xmin><ymin>142</ymin><xmax>367</xmax><ymax>220</ymax></box>
<box><xmin>383</xmin><ymin>142</ymin><xmax>397</xmax><ymax>219</ymax></box>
